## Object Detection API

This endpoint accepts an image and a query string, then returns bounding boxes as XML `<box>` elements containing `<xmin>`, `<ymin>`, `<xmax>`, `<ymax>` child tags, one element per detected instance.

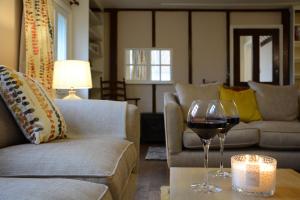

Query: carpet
<box><xmin>145</xmin><ymin>146</ymin><xmax>167</xmax><ymax>160</ymax></box>
<box><xmin>160</xmin><ymin>186</ymin><xmax>170</xmax><ymax>200</ymax></box>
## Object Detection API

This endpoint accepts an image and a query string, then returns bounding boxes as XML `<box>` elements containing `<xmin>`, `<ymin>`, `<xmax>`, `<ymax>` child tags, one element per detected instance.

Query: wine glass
<box><xmin>187</xmin><ymin>100</ymin><xmax>227</xmax><ymax>193</ymax></box>
<box><xmin>214</xmin><ymin>100</ymin><xmax>240</xmax><ymax>178</ymax></box>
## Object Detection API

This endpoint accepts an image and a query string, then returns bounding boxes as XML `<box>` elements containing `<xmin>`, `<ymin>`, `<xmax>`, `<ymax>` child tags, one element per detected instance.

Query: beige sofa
<box><xmin>0</xmin><ymin>99</ymin><xmax>140</xmax><ymax>200</ymax></box>
<box><xmin>164</xmin><ymin>89</ymin><xmax>300</xmax><ymax>171</ymax></box>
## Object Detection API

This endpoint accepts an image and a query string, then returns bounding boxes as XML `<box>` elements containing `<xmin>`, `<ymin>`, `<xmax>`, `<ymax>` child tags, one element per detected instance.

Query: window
<box><xmin>125</xmin><ymin>49</ymin><xmax>172</xmax><ymax>83</ymax></box>
<box><xmin>53</xmin><ymin>1</ymin><xmax>71</xmax><ymax>60</ymax></box>
<box><xmin>56</xmin><ymin>13</ymin><xmax>67</xmax><ymax>60</ymax></box>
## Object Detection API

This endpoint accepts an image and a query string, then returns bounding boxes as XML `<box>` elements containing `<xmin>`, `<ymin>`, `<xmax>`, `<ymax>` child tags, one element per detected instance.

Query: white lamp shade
<box><xmin>53</xmin><ymin>60</ymin><xmax>92</xmax><ymax>89</ymax></box>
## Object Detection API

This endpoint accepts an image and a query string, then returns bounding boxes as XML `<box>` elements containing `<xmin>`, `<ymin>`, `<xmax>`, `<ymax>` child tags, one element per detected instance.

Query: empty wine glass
<box><xmin>214</xmin><ymin>100</ymin><xmax>240</xmax><ymax>178</ymax></box>
<box><xmin>187</xmin><ymin>100</ymin><xmax>226</xmax><ymax>193</ymax></box>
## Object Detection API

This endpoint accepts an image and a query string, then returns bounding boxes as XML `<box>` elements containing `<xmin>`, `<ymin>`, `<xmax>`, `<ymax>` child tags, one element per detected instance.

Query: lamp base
<box><xmin>63</xmin><ymin>90</ymin><xmax>81</xmax><ymax>100</ymax></box>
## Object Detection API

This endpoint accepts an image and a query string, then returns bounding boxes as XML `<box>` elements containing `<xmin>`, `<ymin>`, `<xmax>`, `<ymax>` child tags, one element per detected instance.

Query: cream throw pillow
<box><xmin>175</xmin><ymin>83</ymin><xmax>221</xmax><ymax>120</ymax></box>
<box><xmin>0</xmin><ymin>66</ymin><xmax>67</xmax><ymax>144</ymax></box>
<box><xmin>248</xmin><ymin>81</ymin><xmax>298</xmax><ymax>121</ymax></box>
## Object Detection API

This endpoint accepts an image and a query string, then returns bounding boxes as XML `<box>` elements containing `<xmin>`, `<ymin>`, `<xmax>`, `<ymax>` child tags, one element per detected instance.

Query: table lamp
<box><xmin>53</xmin><ymin>60</ymin><xmax>92</xmax><ymax>99</ymax></box>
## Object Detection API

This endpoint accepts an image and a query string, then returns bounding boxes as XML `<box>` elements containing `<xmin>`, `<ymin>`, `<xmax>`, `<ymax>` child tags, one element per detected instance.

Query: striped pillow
<box><xmin>0</xmin><ymin>66</ymin><xmax>67</xmax><ymax>144</ymax></box>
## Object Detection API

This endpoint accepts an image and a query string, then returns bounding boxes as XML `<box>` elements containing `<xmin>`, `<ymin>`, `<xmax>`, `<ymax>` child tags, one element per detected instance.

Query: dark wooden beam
<box><xmin>253</xmin><ymin>35</ymin><xmax>260</xmax><ymax>82</ymax></box>
<box><xmin>152</xmin><ymin>11</ymin><xmax>157</xmax><ymax>113</ymax></box>
<box><xmin>226</xmin><ymin>11</ymin><xmax>230</xmax><ymax>86</ymax></box>
<box><xmin>273</xmin><ymin>29</ymin><xmax>280</xmax><ymax>85</ymax></box>
<box><xmin>152</xmin><ymin>11</ymin><xmax>156</xmax><ymax>47</ymax></box>
<box><xmin>99</xmin><ymin>8</ymin><xmax>286</xmax><ymax>12</ymax></box>
<box><xmin>152</xmin><ymin>84</ymin><xmax>156</xmax><ymax>113</ymax></box>
<box><xmin>188</xmin><ymin>11</ymin><xmax>192</xmax><ymax>84</ymax></box>
<box><xmin>282</xmin><ymin>9</ymin><xmax>290</xmax><ymax>85</ymax></box>
<box><xmin>109</xmin><ymin>10</ymin><xmax>118</xmax><ymax>99</ymax></box>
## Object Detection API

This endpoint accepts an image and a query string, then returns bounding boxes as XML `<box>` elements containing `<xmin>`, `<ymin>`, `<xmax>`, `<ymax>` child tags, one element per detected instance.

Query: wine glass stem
<box><xmin>219</xmin><ymin>134</ymin><xmax>225</xmax><ymax>173</ymax></box>
<box><xmin>202</xmin><ymin>139</ymin><xmax>211</xmax><ymax>185</ymax></box>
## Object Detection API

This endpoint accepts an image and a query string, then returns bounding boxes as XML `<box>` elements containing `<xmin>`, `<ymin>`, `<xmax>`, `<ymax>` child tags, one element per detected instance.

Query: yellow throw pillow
<box><xmin>220</xmin><ymin>87</ymin><xmax>262</xmax><ymax>122</ymax></box>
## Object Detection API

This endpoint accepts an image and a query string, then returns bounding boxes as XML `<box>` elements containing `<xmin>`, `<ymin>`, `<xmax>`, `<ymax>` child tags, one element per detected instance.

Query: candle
<box><xmin>231</xmin><ymin>154</ymin><xmax>277</xmax><ymax>196</ymax></box>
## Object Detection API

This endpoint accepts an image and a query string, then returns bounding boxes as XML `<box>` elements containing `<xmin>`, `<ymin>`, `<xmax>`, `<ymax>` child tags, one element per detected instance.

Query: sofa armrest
<box><xmin>126</xmin><ymin>104</ymin><xmax>140</xmax><ymax>162</ymax></box>
<box><xmin>164</xmin><ymin>93</ymin><xmax>184</xmax><ymax>156</ymax></box>
<box><xmin>54</xmin><ymin>99</ymin><xmax>136</xmax><ymax>139</ymax></box>
<box><xmin>55</xmin><ymin>99</ymin><xmax>141</xmax><ymax>172</ymax></box>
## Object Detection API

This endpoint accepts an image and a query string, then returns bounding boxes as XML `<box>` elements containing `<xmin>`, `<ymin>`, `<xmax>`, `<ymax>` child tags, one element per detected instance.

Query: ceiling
<box><xmin>99</xmin><ymin>0</ymin><xmax>300</xmax><ymax>9</ymax></box>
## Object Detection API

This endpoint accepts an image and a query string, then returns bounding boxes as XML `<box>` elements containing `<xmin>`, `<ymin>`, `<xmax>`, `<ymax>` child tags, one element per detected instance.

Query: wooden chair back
<box><xmin>100</xmin><ymin>77</ymin><xmax>140</xmax><ymax>105</ymax></box>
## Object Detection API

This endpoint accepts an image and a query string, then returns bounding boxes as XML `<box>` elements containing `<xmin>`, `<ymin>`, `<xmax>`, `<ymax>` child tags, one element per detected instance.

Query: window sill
<box><xmin>125</xmin><ymin>80</ymin><xmax>174</xmax><ymax>85</ymax></box>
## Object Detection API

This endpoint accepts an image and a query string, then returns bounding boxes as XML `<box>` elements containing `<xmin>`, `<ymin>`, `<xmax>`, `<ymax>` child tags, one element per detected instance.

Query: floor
<box><xmin>135</xmin><ymin>144</ymin><xmax>169</xmax><ymax>200</ymax></box>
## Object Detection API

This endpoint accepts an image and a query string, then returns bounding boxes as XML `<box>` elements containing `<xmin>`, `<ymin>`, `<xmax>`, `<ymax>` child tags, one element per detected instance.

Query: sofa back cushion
<box><xmin>0</xmin><ymin>66</ymin><xmax>67</xmax><ymax>144</ymax></box>
<box><xmin>0</xmin><ymin>97</ymin><xmax>27</xmax><ymax>148</ymax></box>
<box><xmin>248</xmin><ymin>81</ymin><xmax>298</xmax><ymax>121</ymax></box>
<box><xmin>175</xmin><ymin>83</ymin><xmax>221</xmax><ymax>120</ymax></box>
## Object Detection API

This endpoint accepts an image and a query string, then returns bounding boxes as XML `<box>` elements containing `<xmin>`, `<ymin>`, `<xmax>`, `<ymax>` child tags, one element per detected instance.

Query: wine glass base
<box><xmin>216</xmin><ymin>170</ymin><xmax>232</xmax><ymax>178</ymax></box>
<box><xmin>191</xmin><ymin>183</ymin><xmax>222</xmax><ymax>193</ymax></box>
<box><xmin>209</xmin><ymin>169</ymin><xmax>232</xmax><ymax>178</ymax></box>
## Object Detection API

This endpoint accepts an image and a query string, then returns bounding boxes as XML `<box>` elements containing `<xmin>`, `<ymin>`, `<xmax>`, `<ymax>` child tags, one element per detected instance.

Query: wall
<box><xmin>71</xmin><ymin>0</ymin><xmax>89</xmax><ymax>98</ymax></box>
<box><xmin>118</xmin><ymin>11</ymin><xmax>153</xmax><ymax>112</ymax></box>
<box><xmin>192</xmin><ymin>12</ymin><xmax>227</xmax><ymax>84</ymax></box>
<box><xmin>111</xmin><ymin>10</ymin><xmax>283</xmax><ymax>112</ymax></box>
<box><xmin>0</xmin><ymin>0</ymin><xmax>22</xmax><ymax>70</ymax></box>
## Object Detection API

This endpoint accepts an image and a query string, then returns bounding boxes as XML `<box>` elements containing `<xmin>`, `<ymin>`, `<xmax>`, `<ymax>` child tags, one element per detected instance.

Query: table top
<box><xmin>170</xmin><ymin>168</ymin><xmax>300</xmax><ymax>200</ymax></box>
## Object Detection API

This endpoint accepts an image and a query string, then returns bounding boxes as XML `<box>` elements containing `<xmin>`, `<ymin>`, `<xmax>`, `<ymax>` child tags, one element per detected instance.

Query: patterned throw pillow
<box><xmin>0</xmin><ymin>66</ymin><xmax>67</xmax><ymax>144</ymax></box>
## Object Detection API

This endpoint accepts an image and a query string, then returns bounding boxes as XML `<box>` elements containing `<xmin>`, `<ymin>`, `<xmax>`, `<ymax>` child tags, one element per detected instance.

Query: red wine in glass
<box><xmin>188</xmin><ymin>118</ymin><xmax>227</xmax><ymax>140</ymax></box>
<box><xmin>220</xmin><ymin>117</ymin><xmax>240</xmax><ymax>134</ymax></box>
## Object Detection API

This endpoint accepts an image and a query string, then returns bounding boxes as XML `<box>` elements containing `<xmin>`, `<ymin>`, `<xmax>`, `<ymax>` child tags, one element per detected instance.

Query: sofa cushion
<box><xmin>249</xmin><ymin>121</ymin><xmax>300</xmax><ymax>150</ymax></box>
<box><xmin>0</xmin><ymin>178</ymin><xmax>112</xmax><ymax>200</ymax></box>
<box><xmin>0</xmin><ymin>135</ymin><xmax>137</xmax><ymax>200</ymax></box>
<box><xmin>175</xmin><ymin>83</ymin><xmax>221</xmax><ymax>120</ymax></box>
<box><xmin>248</xmin><ymin>82</ymin><xmax>298</xmax><ymax>121</ymax></box>
<box><xmin>220</xmin><ymin>87</ymin><xmax>262</xmax><ymax>122</ymax></box>
<box><xmin>183</xmin><ymin>122</ymin><xmax>259</xmax><ymax>149</ymax></box>
<box><xmin>0</xmin><ymin>66</ymin><xmax>67</xmax><ymax>144</ymax></box>
<box><xmin>0</xmin><ymin>97</ymin><xmax>27</xmax><ymax>148</ymax></box>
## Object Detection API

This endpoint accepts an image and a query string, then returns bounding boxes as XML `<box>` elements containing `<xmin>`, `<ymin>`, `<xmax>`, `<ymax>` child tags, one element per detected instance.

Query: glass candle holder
<box><xmin>231</xmin><ymin>154</ymin><xmax>277</xmax><ymax>196</ymax></box>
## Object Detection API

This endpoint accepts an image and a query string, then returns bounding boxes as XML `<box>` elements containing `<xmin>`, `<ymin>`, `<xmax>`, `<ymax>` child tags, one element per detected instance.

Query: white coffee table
<box><xmin>170</xmin><ymin>167</ymin><xmax>300</xmax><ymax>200</ymax></box>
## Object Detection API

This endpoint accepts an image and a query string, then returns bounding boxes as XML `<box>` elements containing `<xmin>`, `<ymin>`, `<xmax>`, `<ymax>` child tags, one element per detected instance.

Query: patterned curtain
<box><xmin>23</xmin><ymin>0</ymin><xmax>54</xmax><ymax>95</ymax></box>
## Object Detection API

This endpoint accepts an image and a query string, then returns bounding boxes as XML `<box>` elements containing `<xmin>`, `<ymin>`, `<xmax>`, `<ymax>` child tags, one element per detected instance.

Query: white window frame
<box><xmin>53</xmin><ymin>0</ymin><xmax>72</xmax><ymax>60</ymax></box>
<box><xmin>124</xmin><ymin>48</ymin><xmax>173</xmax><ymax>84</ymax></box>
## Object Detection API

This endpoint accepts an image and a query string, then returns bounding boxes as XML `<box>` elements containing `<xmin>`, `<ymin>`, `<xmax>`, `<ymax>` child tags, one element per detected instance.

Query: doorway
<box><xmin>233</xmin><ymin>28</ymin><xmax>280</xmax><ymax>86</ymax></box>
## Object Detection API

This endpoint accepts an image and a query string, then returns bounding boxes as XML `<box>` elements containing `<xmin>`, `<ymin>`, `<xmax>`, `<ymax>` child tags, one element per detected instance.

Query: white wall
<box><xmin>155</xmin><ymin>11</ymin><xmax>188</xmax><ymax>112</ymax></box>
<box><xmin>111</xmin><ymin>10</ymin><xmax>283</xmax><ymax>112</ymax></box>
<box><xmin>72</xmin><ymin>0</ymin><xmax>89</xmax><ymax>99</ymax></box>
<box><xmin>55</xmin><ymin>0</ymin><xmax>90</xmax><ymax>99</ymax></box>
<box><xmin>0</xmin><ymin>0</ymin><xmax>22</xmax><ymax>70</ymax></box>
<box><xmin>156</xmin><ymin>12</ymin><xmax>189</xmax><ymax>83</ymax></box>
<box><xmin>72</xmin><ymin>2</ymin><xmax>89</xmax><ymax>60</ymax></box>
<box><xmin>118</xmin><ymin>11</ymin><xmax>152</xmax><ymax>112</ymax></box>
<box><xmin>230</xmin><ymin>12</ymin><xmax>281</xmax><ymax>25</ymax></box>
<box><xmin>192</xmin><ymin>12</ymin><xmax>227</xmax><ymax>84</ymax></box>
